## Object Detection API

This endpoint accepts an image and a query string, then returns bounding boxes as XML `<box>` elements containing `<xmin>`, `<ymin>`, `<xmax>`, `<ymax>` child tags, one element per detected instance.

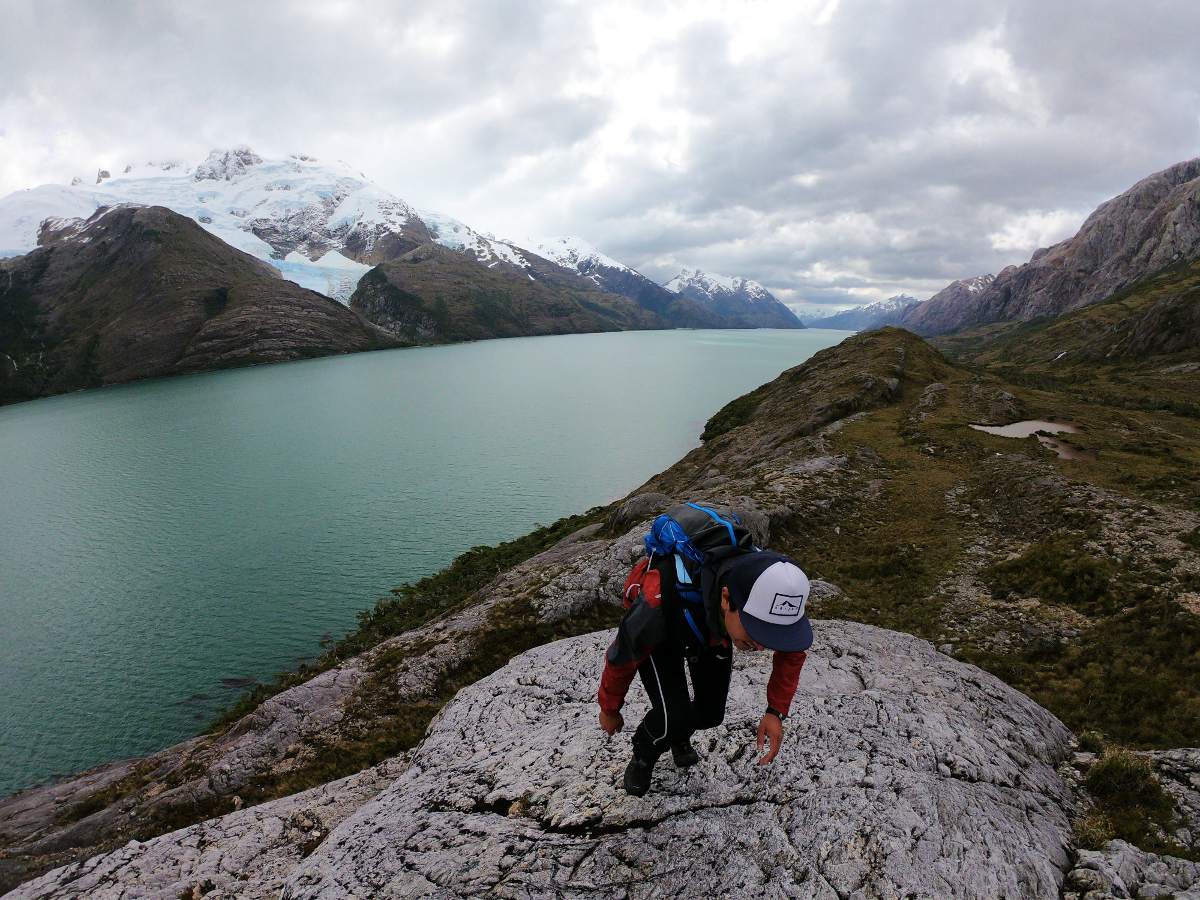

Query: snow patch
<box><xmin>665</xmin><ymin>267</ymin><xmax>778</xmax><ymax>304</ymax></box>
<box><xmin>528</xmin><ymin>235</ymin><xmax>633</xmax><ymax>276</ymax></box>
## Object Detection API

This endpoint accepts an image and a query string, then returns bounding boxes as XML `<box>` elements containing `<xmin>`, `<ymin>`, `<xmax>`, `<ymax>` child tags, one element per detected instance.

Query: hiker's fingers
<box><xmin>757</xmin><ymin>714</ymin><xmax>782</xmax><ymax>765</ymax></box>
<box><xmin>599</xmin><ymin>710</ymin><xmax>623</xmax><ymax>735</ymax></box>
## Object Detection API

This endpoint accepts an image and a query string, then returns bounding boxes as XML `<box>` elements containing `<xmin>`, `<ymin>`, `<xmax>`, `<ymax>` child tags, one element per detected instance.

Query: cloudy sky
<box><xmin>3</xmin><ymin>0</ymin><xmax>1199</xmax><ymax>313</ymax></box>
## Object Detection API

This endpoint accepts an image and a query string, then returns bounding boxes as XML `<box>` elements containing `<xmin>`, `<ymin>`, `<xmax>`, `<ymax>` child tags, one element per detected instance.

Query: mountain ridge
<box><xmin>528</xmin><ymin>236</ymin><xmax>727</xmax><ymax>328</ymax></box>
<box><xmin>348</xmin><ymin>241</ymin><xmax>661</xmax><ymax>343</ymax></box>
<box><xmin>805</xmin><ymin>293</ymin><xmax>919</xmax><ymax>330</ymax></box>
<box><xmin>901</xmin><ymin>157</ymin><xmax>1200</xmax><ymax>335</ymax></box>
<box><xmin>0</xmin><ymin>147</ymin><xmax>562</xmax><ymax>302</ymax></box>
<box><xmin>665</xmin><ymin>267</ymin><xmax>805</xmax><ymax>328</ymax></box>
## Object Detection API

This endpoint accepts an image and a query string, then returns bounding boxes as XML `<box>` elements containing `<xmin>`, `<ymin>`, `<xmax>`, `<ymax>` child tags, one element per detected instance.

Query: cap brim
<box><xmin>740</xmin><ymin>612</ymin><xmax>813</xmax><ymax>652</ymax></box>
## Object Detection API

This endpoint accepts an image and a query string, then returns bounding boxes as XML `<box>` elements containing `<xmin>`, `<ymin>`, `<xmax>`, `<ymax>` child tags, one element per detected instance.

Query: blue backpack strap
<box><xmin>674</xmin><ymin>554</ymin><xmax>692</xmax><ymax>584</ymax></box>
<box><xmin>682</xmin><ymin>608</ymin><xmax>705</xmax><ymax>643</ymax></box>
<box><xmin>685</xmin><ymin>502</ymin><xmax>739</xmax><ymax>548</ymax></box>
<box><xmin>674</xmin><ymin>554</ymin><xmax>704</xmax><ymax>606</ymax></box>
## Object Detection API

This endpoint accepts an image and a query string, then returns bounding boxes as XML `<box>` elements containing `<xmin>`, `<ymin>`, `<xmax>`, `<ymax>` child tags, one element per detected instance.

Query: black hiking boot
<box><xmin>623</xmin><ymin>754</ymin><xmax>654</xmax><ymax>797</ymax></box>
<box><xmin>671</xmin><ymin>740</ymin><xmax>700</xmax><ymax>768</ymax></box>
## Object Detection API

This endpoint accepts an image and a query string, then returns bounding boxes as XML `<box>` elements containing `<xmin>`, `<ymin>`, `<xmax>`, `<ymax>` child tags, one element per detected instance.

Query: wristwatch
<box><xmin>765</xmin><ymin>706</ymin><xmax>786</xmax><ymax>722</ymax></box>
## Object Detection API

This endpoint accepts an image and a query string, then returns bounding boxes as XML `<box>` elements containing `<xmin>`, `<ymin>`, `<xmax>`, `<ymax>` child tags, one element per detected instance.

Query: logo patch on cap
<box><xmin>769</xmin><ymin>593</ymin><xmax>804</xmax><ymax>618</ymax></box>
<box><xmin>741</xmin><ymin>560</ymin><xmax>810</xmax><ymax>625</ymax></box>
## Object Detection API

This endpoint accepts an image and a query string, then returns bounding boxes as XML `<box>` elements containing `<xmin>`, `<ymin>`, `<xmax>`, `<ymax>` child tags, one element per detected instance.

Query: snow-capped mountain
<box><xmin>810</xmin><ymin>294</ymin><xmax>920</xmax><ymax>331</ymax></box>
<box><xmin>664</xmin><ymin>268</ymin><xmax>804</xmax><ymax>329</ymax></box>
<box><xmin>529</xmin><ymin>237</ymin><xmax>725</xmax><ymax>328</ymax></box>
<box><xmin>0</xmin><ymin>147</ymin><xmax>538</xmax><ymax>301</ymax></box>
<box><xmin>527</xmin><ymin>235</ymin><xmax>635</xmax><ymax>283</ymax></box>
<box><xmin>1</xmin><ymin>204</ymin><xmax>397</xmax><ymax>404</ymax></box>
<box><xmin>665</xmin><ymin>268</ymin><xmax>775</xmax><ymax>304</ymax></box>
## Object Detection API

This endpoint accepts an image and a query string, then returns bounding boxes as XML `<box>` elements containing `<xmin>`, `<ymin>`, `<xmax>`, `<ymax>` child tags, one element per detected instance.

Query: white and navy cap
<box><xmin>721</xmin><ymin>550</ymin><xmax>813</xmax><ymax>652</ymax></box>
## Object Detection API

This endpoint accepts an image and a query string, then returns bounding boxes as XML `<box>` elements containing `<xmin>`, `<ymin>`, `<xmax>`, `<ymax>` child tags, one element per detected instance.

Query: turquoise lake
<box><xmin>0</xmin><ymin>328</ymin><xmax>850</xmax><ymax>796</ymax></box>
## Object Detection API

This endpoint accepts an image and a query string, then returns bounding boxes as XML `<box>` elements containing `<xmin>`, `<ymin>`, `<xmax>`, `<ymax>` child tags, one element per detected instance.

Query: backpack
<box><xmin>625</xmin><ymin>502</ymin><xmax>756</xmax><ymax>647</ymax></box>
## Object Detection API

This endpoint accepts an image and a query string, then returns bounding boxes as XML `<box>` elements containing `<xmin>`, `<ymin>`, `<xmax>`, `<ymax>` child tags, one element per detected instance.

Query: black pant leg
<box><xmin>688</xmin><ymin>647</ymin><xmax>733</xmax><ymax>731</ymax></box>
<box><xmin>632</xmin><ymin>644</ymin><xmax>693</xmax><ymax>761</ymax></box>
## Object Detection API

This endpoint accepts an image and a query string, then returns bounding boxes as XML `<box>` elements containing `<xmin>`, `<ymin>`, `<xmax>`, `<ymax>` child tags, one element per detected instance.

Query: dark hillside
<box><xmin>0</xmin><ymin>205</ymin><xmax>397</xmax><ymax>404</ymax></box>
<box><xmin>350</xmin><ymin>242</ymin><xmax>661</xmax><ymax>343</ymax></box>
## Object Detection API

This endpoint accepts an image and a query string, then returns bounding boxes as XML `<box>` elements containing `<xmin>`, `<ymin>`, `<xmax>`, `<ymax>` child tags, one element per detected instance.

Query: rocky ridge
<box><xmin>7</xmin><ymin>758</ymin><xmax>409</xmax><ymax>900</ymax></box>
<box><xmin>277</xmin><ymin>623</ymin><xmax>1075</xmax><ymax>898</ymax></box>
<box><xmin>9</xmin><ymin>622</ymin><xmax>1083</xmax><ymax>899</ymax></box>
<box><xmin>901</xmin><ymin>157</ymin><xmax>1200</xmax><ymax>335</ymax></box>
<box><xmin>897</xmin><ymin>275</ymin><xmax>995</xmax><ymax>334</ymax></box>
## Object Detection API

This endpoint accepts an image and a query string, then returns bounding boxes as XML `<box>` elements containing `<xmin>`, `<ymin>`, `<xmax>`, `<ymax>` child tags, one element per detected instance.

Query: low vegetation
<box><xmin>1076</xmin><ymin>744</ymin><xmax>1198</xmax><ymax>861</ymax></box>
<box><xmin>981</xmin><ymin>537</ymin><xmax>1119</xmax><ymax>615</ymax></box>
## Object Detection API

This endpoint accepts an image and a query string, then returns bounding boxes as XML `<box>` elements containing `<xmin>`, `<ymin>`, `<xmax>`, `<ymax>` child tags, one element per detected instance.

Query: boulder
<box><xmin>284</xmin><ymin>620</ymin><xmax>1076</xmax><ymax>899</ymax></box>
<box><xmin>1065</xmin><ymin>840</ymin><xmax>1200</xmax><ymax>899</ymax></box>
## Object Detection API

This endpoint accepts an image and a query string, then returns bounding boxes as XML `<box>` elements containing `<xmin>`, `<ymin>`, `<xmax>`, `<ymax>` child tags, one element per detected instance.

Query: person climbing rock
<box><xmin>596</xmin><ymin>503</ymin><xmax>813</xmax><ymax>796</ymax></box>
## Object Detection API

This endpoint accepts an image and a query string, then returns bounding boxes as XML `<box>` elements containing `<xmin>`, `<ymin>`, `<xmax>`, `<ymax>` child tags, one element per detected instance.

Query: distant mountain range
<box><xmin>0</xmin><ymin>147</ymin><xmax>803</xmax><ymax>401</ymax></box>
<box><xmin>664</xmin><ymin>268</ymin><xmax>803</xmax><ymax>329</ymax></box>
<box><xmin>804</xmin><ymin>294</ymin><xmax>919</xmax><ymax>330</ymax></box>
<box><xmin>529</xmin><ymin>236</ymin><xmax>727</xmax><ymax>328</ymax></box>
<box><xmin>3</xmin><ymin>147</ymin><xmax>1198</xmax><ymax>403</ymax></box>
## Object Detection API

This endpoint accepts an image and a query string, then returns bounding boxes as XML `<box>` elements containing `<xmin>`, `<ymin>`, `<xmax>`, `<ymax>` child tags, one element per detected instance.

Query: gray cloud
<box><xmin>2</xmin><ymin>0</ymin><xmax>1198</xmax><ymax>310</ymax></box>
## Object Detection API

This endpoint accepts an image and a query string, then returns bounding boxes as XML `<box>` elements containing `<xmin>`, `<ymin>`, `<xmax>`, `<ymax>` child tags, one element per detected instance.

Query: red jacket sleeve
<box><xmin>597</xmin><ymin>652</ymin><xmax>643</xmax><ymax>714</ymax></box>
<box><xmin>766</xmin><ymin>650</ymin><xmax>807</xmax><ymax>715</ymax></box>
<box><xmin>597</xmin><ymin>559</ymin><xmax>664</xmax><ymax>713</ymax></box>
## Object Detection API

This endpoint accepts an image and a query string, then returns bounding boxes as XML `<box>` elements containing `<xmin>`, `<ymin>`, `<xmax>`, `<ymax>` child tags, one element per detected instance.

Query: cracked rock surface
<box><xmin>7</xmin><ymin>758</ymin><xmax>407</xmax><ymax>900</ymax></box>
<box><xmin>1065</xmin><ymin>840</ymin><xmax>1200</xmax><ymax>899</ymax></box>
<box><xmin>284</xmin><ymin>621</ymin><xmax>1075</xmax><ymax>899</ymax></box>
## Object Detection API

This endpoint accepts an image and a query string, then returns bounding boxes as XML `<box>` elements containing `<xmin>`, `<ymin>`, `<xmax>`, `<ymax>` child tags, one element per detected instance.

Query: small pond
<box><xmin>968</xmin><ymin>420</ymin><xmax>1090</xmax><ymax>460</ymax></box>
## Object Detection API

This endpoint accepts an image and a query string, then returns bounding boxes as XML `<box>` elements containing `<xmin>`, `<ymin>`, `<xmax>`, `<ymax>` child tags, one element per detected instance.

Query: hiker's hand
<box><xmin>599</xmin><ymin>710</ymin><xmax>624</xmax><ymax>735</ymax></box>
<box><xmin>756</xmin><ymin>713</ymin><xmax>782</xmax><ymax>765</ymax></box>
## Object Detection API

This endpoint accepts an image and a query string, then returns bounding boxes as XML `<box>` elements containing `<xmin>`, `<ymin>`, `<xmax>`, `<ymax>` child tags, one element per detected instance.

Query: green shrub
<box><xmin>1085</xmin><ymin>747</ymin><xmax>1170</xmax><ymax>814</ymax></box>
<box><xmin>983</xmin><ymin>537</ymin><xmax>1117</xmax><ymax>614</ymax></box>
<box><xmin>1073</xmin><ymin>812</ymin><xmax>1116</xmax><ymax>850</ymax></box>
<box><xmin>701</xmin><ymin>392</ymin><xmax>762</xmax><ymax>442</ymax></box>
<box><xmin>1080</xmin><ymin>746</ymin><xmax>1197</xmax><ymax>859</ymax></box>
<box><xmin>1077</xmin><ymin>730</ymin><xmax>1106</xmax><ymax>754</ymax></box>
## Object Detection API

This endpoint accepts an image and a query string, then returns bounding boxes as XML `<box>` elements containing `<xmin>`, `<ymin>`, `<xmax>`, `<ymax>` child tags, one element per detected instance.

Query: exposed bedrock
<box><xmin>284</xmin><ymin>621</ymin><xmax>1075</xmax><ymax>899</ymax></box>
